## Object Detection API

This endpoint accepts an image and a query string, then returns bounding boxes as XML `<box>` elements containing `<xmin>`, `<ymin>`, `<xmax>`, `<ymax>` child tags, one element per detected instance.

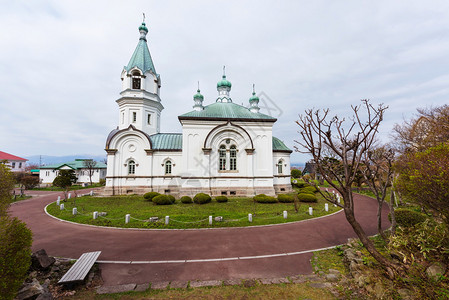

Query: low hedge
<box><xmin>298</xmin><ymin>185</ymin><xmax>318</xmax><ymax>195</ymax></box>
<box><xmin>253</xmin><ymin>194</ymin><xmax>278</xmax><ymax>203</ymax></box>
<box><xmin>297</xmin><ymin>193</ymin><xmax>317</xmax><ymax>203</ymax></box>
<box><xmin>215</xmin><ymin>196</ymin><xmax>228</xmax><ymax>203</ymax></box>
<box><xmin>193</xmin><ymin>193</ymin><xmax>212</xmax><ymax>204</ymax></box>
<box><xmin>143</xmin><ymin>192</ymin><xmax>160</xmax><ymax>201</ymax></box>
<box><xmin>394</xmin><ymin>208</ymin><xmax>427</xmax><ymax>227</ymax></box>
<box><xmin>277</xmin><ymin>194</ymin><xmax>294</xmax><ymax>203</ymax></box>
<box><xmin>152</xmin><ymin>195</ymin><xmax>175</xmax><ymax>205</ymax></box>
<box><xmin>180</xmin><ymin>196</ymin><xmax>193</xmax><ymax>204</ymax></box>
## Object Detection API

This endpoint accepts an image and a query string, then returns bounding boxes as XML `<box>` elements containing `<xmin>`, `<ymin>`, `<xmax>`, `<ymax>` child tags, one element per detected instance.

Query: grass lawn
<box><xmin>11</xmin><ymin>195</ymin><xmax>32</xmax><ymax>203</ymax></box>
<box><xmin>46</xmin><ymin>194</ymin><xmax>341</xmax><ymax>229</ymax></box>
<box><xmin>34</xmin><ymin>183</ymin><xmax>103</xmax><ymax>191</ymax></box>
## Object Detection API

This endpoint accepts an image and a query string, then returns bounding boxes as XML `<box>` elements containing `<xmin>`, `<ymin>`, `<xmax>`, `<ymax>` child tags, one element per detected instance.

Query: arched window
<box><xmin>219</xmin><ymin>145</ymin><xmax>226</xmax><ymax>171</ymax></box>
<box><xmin>132</xmin><ymin>71</ymin><xmax>141</xmax><ymax>89</ymax></box>
<box><xmin>230</xmin><ymin>145</ymin><xmax>237</xmax><ymax>170</ymax></box>
<box><xmin>128</xmin><ymin>160</ymin><xmax>136</xmax><ymax>175</ymax></box>
<box><xmin>165</xmin><ymin>160</ymin><xmax>172</xmax><ymax>174</ymax></box>
<box><xmin>277</xmin><ymin>160</ymin><xmax>283</xmax><ymax>174</ymax></box>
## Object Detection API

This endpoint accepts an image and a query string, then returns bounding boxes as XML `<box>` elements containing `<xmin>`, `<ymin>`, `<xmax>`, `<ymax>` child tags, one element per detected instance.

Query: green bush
<box><xmin>193</xmin><ymin>193</ymin><xmax>212</xmax><ymax>204</ymax></box>
<box><xmin>277</xmin><ymin>194</ymin><xmax>294</xmax><ymax>203</ymax></box>
<box><xmin>298</xmin><ymin>185</ymin><xmax>318</xmax><ymax>195</ymax></box>
<box><xmin>0</xmin><ymin>216</ymin><xmax>32</xmax><ymax>300</ymax></box>
<box><xmin>215</xmin><ymin>196</ymin><xmax>228</xmax><ymax>203</ymax></box>
<box><xmin>297</xmin><ymin>193</ymin><xmax>317</xmax><ymax>203</ymax></box>
<box><xmin>253</xmin><ymin>194</ymin><xmax>278</xmax><ymax>203</ymax></box>
<box><xmin>292</xmin><ymin>180</ymin><xmax>306</xmax><ymax>189</ymax></box>
<box><xmin>291</xmin><ymin>169</ymin><xmax>302</xmax><ymax>178</ymax></box>
<box><xmin>99</xmin><ymin>178</ymin><xmax>106</xmax><ymax>186</ymax></box>
<box><xmin>167</xmin><ymin>195</ymin><xmax>176</xmax><ymax>204</ymax></box>
<box><xmin>394</xmin><ymin>208</ymin><xmax>428</xmax><ymax>227</ymax></box>
<box><xmin>180</xmin><ymin>196</ymin><xmax>193</xmax><ymax>204</ymax></box>
<box><xmin>143</xmin><ymin>192</ymin><xmax>160</xmax><ymax>201</ymax></box>
<box><xmin>152</xmin><ymin>195</ymin><xmax>174</xmax><ymax>205</ymax></box>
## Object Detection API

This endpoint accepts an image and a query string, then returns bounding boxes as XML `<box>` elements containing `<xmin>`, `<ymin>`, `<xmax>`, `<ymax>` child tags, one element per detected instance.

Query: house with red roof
<box><xmin>0</xmin><ymin>151</ymin><xmax>28</xmax><ymax>172</ymax></box>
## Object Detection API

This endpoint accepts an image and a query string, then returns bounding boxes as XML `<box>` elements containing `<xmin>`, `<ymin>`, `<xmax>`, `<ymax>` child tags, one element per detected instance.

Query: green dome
<box><xmin>194</xmin><ymin>89</ymin><xmax>204</xmax><ymax>100</ymax></box>
<box><xmin>217</xmin><ymin>75</ymin><xmax>232</xmax><ymax>88</ymax></box>
<box><xmin>249</xmin><ymin>91</ymin><xmax>259</xmax><ymax>103</ymax></box>
<box><xmin>139</xmin><ymin>22</ymin><xmax>148</xmax><ymax>33</ymax></box>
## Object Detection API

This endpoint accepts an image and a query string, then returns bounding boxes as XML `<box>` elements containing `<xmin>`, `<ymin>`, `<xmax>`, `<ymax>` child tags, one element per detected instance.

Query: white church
<box><xmin>104</xmin><ymin>21</ymin><xmax>292</xmax><ymax>197</ymax></box>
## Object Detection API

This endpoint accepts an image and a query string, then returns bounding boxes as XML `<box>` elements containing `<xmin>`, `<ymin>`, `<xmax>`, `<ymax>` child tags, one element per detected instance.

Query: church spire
<box><xmin>216</xmin><ymin>66</ymin><xmax>232</xmax><ymax>103</ymax></box>
<box><xmin>249</xmin><ymin>84</ymin><xmax>260</xmax><ymax>113</ymax></box>
<box><xmin>193</xmin><ymin>81</ymin><xmax>204</xmax><ymax>111</ymax></box>
<box><xmin>125</xmin><ymin>17</ymin><xmax>156</xmax><ymax>75</ymax></box>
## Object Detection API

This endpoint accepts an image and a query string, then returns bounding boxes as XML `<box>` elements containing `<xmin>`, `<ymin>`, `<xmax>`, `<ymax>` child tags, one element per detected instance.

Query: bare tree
<box><xmin>295</xmin><ymin>100</ymin><xmax>400</xmax><ymax>277</ymax></box>
<box><xmin>360</xmin><ymin>146</ymin><xmax>396</xmax><ymax>239</ymax></box>
<box><xmin>82</xmin><ymin>159</ymin><xmax>97</xmax><ymax>186</ymax></box>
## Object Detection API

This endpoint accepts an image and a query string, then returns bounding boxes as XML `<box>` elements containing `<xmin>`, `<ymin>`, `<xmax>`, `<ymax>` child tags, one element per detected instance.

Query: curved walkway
<box><xmin>9</xmin><ymin>189</ymin><xmax>390</xmax><ymax>286</ymax></box>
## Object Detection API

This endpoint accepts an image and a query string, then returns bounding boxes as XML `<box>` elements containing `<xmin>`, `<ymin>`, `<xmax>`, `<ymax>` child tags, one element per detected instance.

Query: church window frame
<box><xmin>219</xmin><ymin>145</ymin><xmax>227</xmax><ymax>171</ymax></box>
<box><xmin>128</xmin><ymin>160</ymin><xmax>136</xmax><ymax>175</ymax></box>
<box><xmin>147</xmin><ymin>113</ymin><xmax>151</xmax><ymax>125</ymax></box>
<box><xmin>277</xmin><ymin>159</ymin><xmax>283</xmax><ymax>174</ymax></box>
<box><xmin>229</xmin><ymin>145</ymin><xmax>237</xmax><ymax>171</ymax></box>
<box><xmin>132</xmin><ymin>112</ymin><xmax>137</xmax><ymax>123</ymax></box>
<box><xmin>218</xmin><ymin>143</ymin><xmax>238</xmax><ymax>172</ymax></box>
<box><xmin>165</xmin><ymin>160</ymin><xmax>172</xmax><ymax>175</ymax></box>
<box><xmin>131</xmin><ymin>70</ymin><xmax>141</xmax><ymax>90</ymax></box>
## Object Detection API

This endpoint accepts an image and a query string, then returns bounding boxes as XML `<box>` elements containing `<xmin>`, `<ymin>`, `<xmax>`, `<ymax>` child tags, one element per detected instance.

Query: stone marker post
<box><xmin>90</xmin><ymin>190</ymin><xmax>93</xmax><ymax>196</ymax></box>
<box><xmin>93</xmin><ymin>211</ymin><xmax>98</xmax><ymax>219</ymax></box>
<box><xmin>125</xmin><ymin>214</ymin><xmax>130</xmax><ymax>224</ymax></box>
<box><xmin>309</xmin><ymin>207</ymin><xmax>313</xmax><ymax>215</ymax></box>
<box><xmin>60</xmin><ymin>203</ymin><xmax>64</xmax><ymax>210</ymax></box>
<box><xmin>209</xmin><ymin>215</ymin><xmax>213</xmax><ymax>225</ymax></box>
<box><xmin>165</xmin><ymin>216</ymin><xmax>169</xmax><ymax>225</ymax></box>
<box><xmin>72</xmin><ymin>207</ymin><xmax>77</xmax><ymax>215</ymax></box>
<box><xmin>68</xmin><ymin>193</ymin><xmax>71</xmax><ymax>199</ymax></box>
<box><xmin>248</xmin><ymin>213</ymin><xmax>253</xmax><ymax>222</ymax></box>
<box><xmin>56</xmin><ymin>199</ymin><xmax>60</xmax><ymax>206</ymax></box>
<box><xmin>325</xmin><ymin>203</ymin><xmax>329</xmax><ymax>212</ymax></box>
<box><xmin>283</xmin><ymin>210</ymin><xmax>287</xmax><ymax>219</ymax></box>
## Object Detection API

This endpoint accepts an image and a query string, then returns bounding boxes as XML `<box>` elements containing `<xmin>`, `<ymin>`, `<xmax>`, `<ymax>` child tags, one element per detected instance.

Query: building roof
<box><xmin>40</xmin><ymin>159</ymin><xmax>107</xmax><ymax>170</ymax></box>
<box><xmin>0</xmin><ymin>151</ymin><xmax>27</xmax><ymax>161</ymax></box>
<box><xmin>178</xmin><ymin>102</ymin><xmax>277</xmax><ymax>122</ymax></box>
<box><xmin>272</xmin><ymin>137</ymin><xmax>292</xmax><ymax>152</ymax></box>
<box><xmin>150</xmin><ymin>133</ymin><xmax>183</xmax><ymax>150</ymax></box>
<box><xmin>125</xmin><ymin>23</ymin><xmax>157</xmax><ymax>75</ymax></box>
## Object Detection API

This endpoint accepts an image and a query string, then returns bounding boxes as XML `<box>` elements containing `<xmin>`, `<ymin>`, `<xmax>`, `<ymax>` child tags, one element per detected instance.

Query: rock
<box><xmin>98</xmin><ymin>212</ymin><xmax>107</xmax><ymax>216</ymax></box>
<box><xmin>303</xmin><ymin>274</ymin><xmax>320</xmax><ymax>281</ymax></box>
<box><xmin>242</xmin><ymin>279</ymin><xmax>257</xmax><ymax>287</ymax></box>
<box><xmin>36</xmin><ymin>290</ymin><xmax>53</xmax><ymax>300</ymax></box>
<box><xmin>426</xmin><ymin>262</ymin><xmax>447</xmax><ymax>280</ymax></box>
<box><xmin>190</xmin><ymin>280</ymin><xmax>222</xmax><ymax>288</ymax></box>
<box><xmin>223</xmin><ymin>279</ymin><xmax>242</xmax><ymax>286</ymax></box>
<box><xmin>50</xmin><ymin>265</ymin><xmax>60</xmax><ymax>273</ymax></box>
<box><xmin>214</xmin><ymin>216</ymin><xmax>223</xmax><ymax>222</ymax></box>
<box><xmin>374</xmin><ymin>283</ymin><xmax>386</xmax><ymax>299</ymax></box>
<box><xmin>134</xmin><ymin>283</ymin><xmax>149</xmax><ymax>291</ymax></box>
<box><xmin>151</xmin><ymin>281</ymin><xmax>169</xmax><ymax>290</ymax></box>
<box><xmin>398</xmin><ymin>288</ymin><xmax>412</xmax><ymax>299</ymax></box>
<box><xmin>170</xmin><ymin>281</ymin><xmax>188</xmax><ymax>289</ymax></box>
<box><xmin>325</xmin><ymin>274</ymin><xmax>339</xmax><ymax>282</ymax></box>
<box><xmin>32</xmin><ymin>249</ymin><xmax>56</xmax><ymax>270</ymax></box>
<box><xmin>290</xmin><ymin>275</ymin><xmax>306</xmax><ymax>284</ymax></box>
<box><xmin>328</xmin><ymin>269</ymin><xmax>341</xmax><ymax>275</ymax></box>
<box><xmin>96</xmin><ymin>284</ymin><xmax>136</xmax><ymax>294</ymax></box>
<box><xmin>17</xmin><ymin>278</ymin><xmax>44</xmax><ymax>300</ymax></box>
<box><xmin>29</xmin><ymin>271</ymin><xmax>38</xmax><ymax>279</ymax></box>
<box><xmin>149</xmin><ymin>217</ymin><xmax>159</xmax><ymax>222</ymax></box>
<box><xmin>309</xmin><ymin>282</ymin><xmax>332</xmax><ymax>288</ymax></box>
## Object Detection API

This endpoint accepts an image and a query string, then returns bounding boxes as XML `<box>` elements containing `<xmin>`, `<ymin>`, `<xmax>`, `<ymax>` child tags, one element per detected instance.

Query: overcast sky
<box><xmin>1</xmin><ymin>0</ymin><xmax>449</xmax><ymax>163</ymax></box>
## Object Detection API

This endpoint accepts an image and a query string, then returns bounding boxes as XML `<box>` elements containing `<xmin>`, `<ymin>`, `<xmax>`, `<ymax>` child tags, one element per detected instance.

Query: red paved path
<box><xmin>9</xmin><ymin>189</ymin><xmax>390</xmax><ymax>285</ymax></box>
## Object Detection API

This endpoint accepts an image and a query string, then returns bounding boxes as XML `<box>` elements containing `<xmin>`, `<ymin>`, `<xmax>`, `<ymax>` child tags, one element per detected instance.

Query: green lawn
<box><xmin>34</xmin><ymin>183</ymin><xmax>103</xmax><ymax>191</ymax></box>
<box><xmin>11</xmin><ymin>195</ymin><xmax>32</xmax><ymax>203</ymax></box>
<box><xmin>46</xmin><ymin>195</ymin><xmax>341</xmax><ymax>229</ymax></box>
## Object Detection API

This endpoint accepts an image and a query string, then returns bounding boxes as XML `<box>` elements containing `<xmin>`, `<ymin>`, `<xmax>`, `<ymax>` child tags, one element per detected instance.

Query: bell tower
<box><xmin>116</xmin><ymin>19</ymin><xmax>163</xmax><ymax>136</ymax></box>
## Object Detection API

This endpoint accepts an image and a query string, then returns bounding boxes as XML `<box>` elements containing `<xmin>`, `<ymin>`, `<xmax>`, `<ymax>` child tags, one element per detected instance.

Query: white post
<box><xmin>56</xmin><ymin>199</ymin><xmax>60</xmax><ymax>206</ymax></box>
<box><xmin>93</xmin><ymin>211</ymin><xmax>98</xmax><ymax>219</ymax></box>
<box><xmin>337</xmin><ymin>195</ymin><xmax>341</xmax><ymax>203</ymax></box>
<box><xmin>90</xmin><ymin>190</ymin><xmax>93</xmax><ymax>196</ymax></box>
<box><xmin>57</xmin><ymin>195</ymin><xmax>61</xmax><ymax>202</ymax></box>
<box><xmin>209</xmin><ymin>215</ymin><xmax>213</xmax><ymax>225</ymax></box>
<box><xmin>325</xmin><ymin>203</ymin><xmax>329</xmax><ymax>212</ymax></box>
<box><xmin>309</xmin><ymin>207</ymin><xmax>313</xmax><ymax>215</ymax></box>
<box><xmin>125</xmin><ymin>214</ymin><xmax>130</xmax><ymax>224</ymax></box>
<box><xmin>68</xmin><ymin>193</ymin><xmax>71</xmax><ymax>199</ymax></box>
<box><xmin>72</xmin><ymin>207</ymin><xmax>77</xmax><ymax>215</ymax></box>
<box><xmin>165</xmin><ymin>216</ymin><xmax>169</xmax><ymax>225</ymax></box>
<box><xmin>248</xmin><ymin>213</ymin><xmax>253</xmax><ymax>222</ymax></box>
<box><xmin>60</xmin><ymin>203</ymin><xmax>64</xmax><ymax>210</ymax></box>
<box><xmin>283</xmin><ymin>210</ymin><xmax>287</xmax><ymax>219</ymax></box>
<box><xmin>326</xmin><ymin>188</ymin><xmax>328</xmax><ymax>192</ymax></box>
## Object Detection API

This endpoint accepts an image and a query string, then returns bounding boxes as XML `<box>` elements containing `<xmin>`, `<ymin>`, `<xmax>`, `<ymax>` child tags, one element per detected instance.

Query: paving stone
<box><xmin>290</xmin><ymin>275</ymin><xmax>307</xmax><ymax>284</ymax></box>
<box><xmin>308</xmin><ymin>282</ymin><xmax>332</xmax><ymax>289</ymax></box>
<box><xmin>170</xmin><ymin>281</ymin><xmax>189</xmax><ymax>289</ymax></box>
<box><xmin>134</xmin><ymin>283</ymin><xmax>149</xmax><ymax>292</ymax></box>
<box><xmin>303</xmin><ymin>274</ymin><xmax>321</xmax><ymax>281</ymax></box>
<box><xmin>190</xmin><ymin>280</ymin><xmax>222</xmax><ymax>288</ymax></box>
<box><xmin>97</xmin><ymin>284</ymin><xmax>136</xmax><ymax>294</ymax></box>
<box><xmin>270</xmin><ymin>277</ymin><xmax>290</xmax><ymax>284</ymax></box>
<box><xmin>242</xmin><ymin>279</ymin><xmax>258</xmax><ymax>287</ymax></box>
<box><xmin>223</xmin><ymin>279</ymin><xmax>242</xmax><ymax>286</ymax></box>
<box><xmin>150</xmin><ymin>281</ymin><xmax>169</xmax><ymax>290</ymax></box>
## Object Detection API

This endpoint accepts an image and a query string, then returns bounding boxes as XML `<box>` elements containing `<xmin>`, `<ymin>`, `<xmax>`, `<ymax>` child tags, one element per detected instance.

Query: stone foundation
<box><xmin>274</xmin><ymin>184</ymin><xmax>293</xmax><ymax>194</ymax></box>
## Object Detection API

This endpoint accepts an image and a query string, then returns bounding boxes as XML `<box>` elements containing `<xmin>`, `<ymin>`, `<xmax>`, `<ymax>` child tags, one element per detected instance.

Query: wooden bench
<box><xmin>58</xmin><ymin>251</ymin><xmax>101</xmax><ymax>284</ymax></box>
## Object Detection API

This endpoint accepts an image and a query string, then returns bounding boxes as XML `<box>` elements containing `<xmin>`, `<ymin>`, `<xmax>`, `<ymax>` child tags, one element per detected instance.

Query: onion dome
<box><xmin>217</xmin><ymin>74</ymin><xmax>232</xmax><ymax>88</ymax></box>
<box><xmin>249</xmin><ymin>84</ymin><xmax>260</xmax><ymax>113</ymax></box>
<box><xmin>193</xmin><ymin>83</ymin><xmax>204</xmax><ymax>111</ymax></box>
<box><xmin>139</xmin><ymin>22</ymin><xmax>148</xmax><ymax>33</ymax></box>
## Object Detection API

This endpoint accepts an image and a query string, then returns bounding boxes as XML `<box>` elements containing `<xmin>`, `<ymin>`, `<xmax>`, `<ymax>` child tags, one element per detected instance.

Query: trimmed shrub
<box><xmin>278</xmin><ymin>194</ymin><xmax>294</xmax><ymax>203</ymax></box>
<box><xmin>253</xmin><ymin>194</ymin><xmax>278</xmax><ymax>203</ymax></box>
<box><xmin>167</xmin><ymin>195</ymin><xmax>176</xmax><ymax>204</ymax></box>
<box><xmin>215</xmin><ymin>196</ymin><xmax>228</xmax><ymax>203</ymax></box>
<box><xmin>291</xmin><ymin>169</ymin><xmax>302</xmax><ymax>179</ymax></box>
<box><xmin>292</xmin><ymin>180</ymin><xmax>306</xmax><ymax>189</ymax></box>
<box><xmin>394</xmin><ymin>208</ymin><xmax>428</xmax><ymax>227</ymax></box>
<box><xmin>0</xmin><ymin>216</ymin><xmax>32</xmax><ymax>299</ymax></box>
<box><xmin>299</xmin><ymin>185</ymin><xmax>318</xmax><ymax>195</ymax></box>
<box><xmin>180</xmin><ymin>196</ymin><xmax>193</xmax><ymax>204</ymax></box>
<box><xmin>193</xmin><ymin>193</ymin><xmax>212</xmax><ymax>204</ymax></box>
<box><xmin>143</xmin><ymin>192</ymin><xmax>160</xmax><ymax>201</ymax></box>
<box><xmin>297</xmin><ymin>193</ymin><xmax>317</xmax><ymax>203</ymax></box>
<box><xmin>152</xmin><ymin>195</ymin><xmax>174</xmax><ymax>205</ymax></box>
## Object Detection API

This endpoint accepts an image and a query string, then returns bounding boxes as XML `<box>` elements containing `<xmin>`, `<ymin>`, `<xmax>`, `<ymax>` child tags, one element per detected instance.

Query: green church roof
<box><xmin>40</xmin><ymin>159</ymin><xmax>107</xmax><ymax>170</ymax></box>
<box><xmin>272</xmin><ymin>137</ymin><xmax>292</xmax><ymax>152</ymax></box>
<box><xmin>125</xmin><ymin>24</ymin><xmax>157</xmax><ymax>75</ymax></box>
<box><xmin>217</xmin><ymin>75</ymin><xmax>232</xmax><ymax>88</ymax></box>
<box><xmin>179</xmin><ymin>102</ymin><xmax>276</xmax><ymax>122</ymax></box>
<box><xmin>150</xmin><ymin>133</ymin><xmax>182</xmax><ymax>150</ymax></box>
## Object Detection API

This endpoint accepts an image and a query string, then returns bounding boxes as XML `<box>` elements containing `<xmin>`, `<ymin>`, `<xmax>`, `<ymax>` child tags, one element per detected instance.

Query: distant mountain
<box><xmin>25</xmin><ymin>154</ymin><xmax>107</xmax><ymax>167</ymax></box>
<box><xmin>291</xmin><ymin>162</ymin><xmax>305</xmax><ymax>170</ymax></box>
